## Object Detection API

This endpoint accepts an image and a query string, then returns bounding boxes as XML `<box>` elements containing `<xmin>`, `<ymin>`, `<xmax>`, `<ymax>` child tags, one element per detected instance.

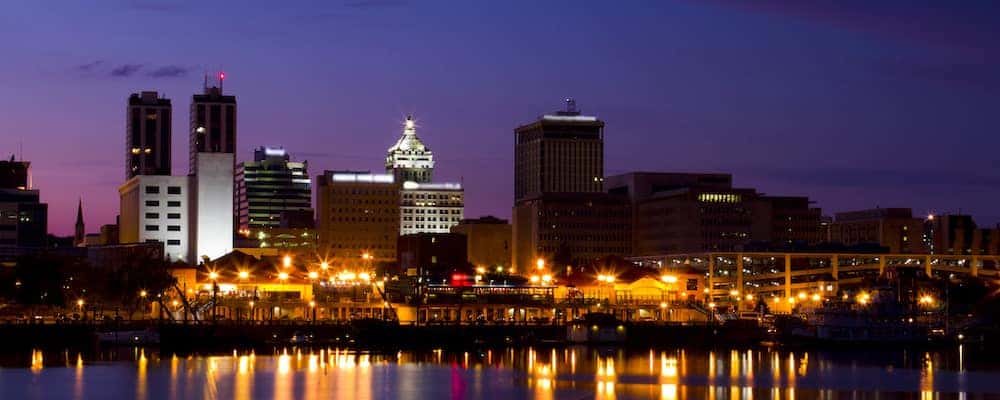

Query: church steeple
<box><xmin>74</xmin><ymin>198</ymin><xmax>85</xmax><ymax>247</ymax></box>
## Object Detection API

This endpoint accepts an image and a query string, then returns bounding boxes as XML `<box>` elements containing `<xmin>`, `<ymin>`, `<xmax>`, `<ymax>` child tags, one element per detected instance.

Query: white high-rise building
<box><xmin>119</xmin><ymin>175</ymin><xmax>191</xmax><ymax>262</ymax></box>
<box><xmin>191</xmin><ymin>153</ymin><xmax>235</xmax><ymax>262</ymax></box>
<box><xmin>385</xmin><ymin>116</ymin><xmax>464</xmax><ymax>235</ymax></box>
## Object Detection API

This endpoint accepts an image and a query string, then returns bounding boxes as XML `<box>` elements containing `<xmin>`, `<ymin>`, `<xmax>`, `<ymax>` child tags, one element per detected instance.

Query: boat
<box><xmin>567</xmin><ymin>313</ymin><xmax>626</xmax><ymax>344</ymax></box>
<box><xmin>96</xmin><ymin>328</ymin><xmax>161</xmax><ymax>345</ymax></box>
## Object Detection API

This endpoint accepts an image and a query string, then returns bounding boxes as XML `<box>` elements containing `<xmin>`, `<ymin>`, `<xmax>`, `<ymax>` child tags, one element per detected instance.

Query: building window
<box><xmin>167</xmin><ymin>213</ymin><xmax>181</xmax><ymax>219</ymax></box>
<box><xmin>145</xmin><ymin>225</ymin><xmax>159</xmax><ymax>231</ymax></box>
<box><xmin>167</xmin><ymin>225</ymin><xmax>181</xmax><ymax>232</ymax></box>
<box><xmin>145</xmin><ymin>186</ymin><xmax>160</xmax><ymax>194</ymax></box>
<box><xmin>167</xmin><ymin>186</ymin><xmax>182</xmax><ymax>195</ymax></box>
<box><xmin>145</xmin><ymin>213</ymin><xmax>159</xmax><ymax>219</ymax></box>
<box><xmin>167</xmin><ymin>239</ymin><xmax>181</xmax><ymax>246</ymax></box>
<box><xmin>167</xmin><ymin>201</ymin><xmax>181</xmax><ymax>207</ymax></box>
<box><xmin>145</xmin><ymin>200</ymin><xmax>160</xmax><ymax>207</ymax></box>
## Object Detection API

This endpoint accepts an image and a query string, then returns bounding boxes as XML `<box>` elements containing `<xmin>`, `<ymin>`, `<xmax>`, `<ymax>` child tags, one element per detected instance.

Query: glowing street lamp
<box><xmin>359</xmin><ymin>272</ymin><xmax>371</xmax><ymax>282</ymax></box>
<box><xmin>476</xmin><ymin>267</ymin><xmax>486</xmax><ymax>275</ymax></box>
<box><xmin>530</xmin><ymin>275</ymin><xmax>541</xmax><ymax>284</ymax></box>
<box><xmin>139</xmin><ymin>290</ymin><xmax>147</xmax><ymax>298</ymax></box>
<box><xmin>811</xmin><ymin>293</ymin><xmax>821</xmax><ymax>302</ymax></box>
<box><xmin>661</xmin><ymin>275</ymin><xmax>678</xmax><ymax>284</ymax></box>
<box><xmin>320</xmin><ymin>261</ymin><xmax>330</xmax><ymax>270</ymax></box>
<box><xmin>208</xmin><ymin>271</ymin><xmax>219</xmax><ymax>281</ymax></box>
<box><xmin>283</xmin><ymin>255</ymin><xmax>292</xmax><ymax>268</ymax></box>
<box><xmin>857</xmin><ymin>293</ymin><xmax>870</xmax><ymax>305</ymax></box>
<box><xmin>76</xmin><ymin>299</ymin><xmax>84</xmax><ymax>313</ymax></box>
<box><xmin>919</xmin><ymin>295</ymin><xmax>935</xmax><ymax>306</ymax></box>
<box><xmin>535</xmin><ymin>258</ymin><xmax>545</xmax><ymax>271</ymax></box>
<box><xmin>541</xmin><ymin>274</ymin><xmax>552</xmax><ymax>284</ymax></box>
<box><xmin>308</xmin><ymin>271</ymin><xmax>319</xmax><ymax>280</ymax></box>
<box><xmin>239</xmin><ymin>271</ymin><xmax>250</xmax><ymax>280</ymax></box>
<box><xmin>278</xmin><ymin>272</ymin><xmax>289</xmax><ymax>281</ymax></box>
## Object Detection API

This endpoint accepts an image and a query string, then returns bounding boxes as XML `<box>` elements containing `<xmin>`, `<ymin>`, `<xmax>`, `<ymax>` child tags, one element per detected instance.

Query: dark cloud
<box><xmin>110</xmin><ymin>64</ymin><xmax>143</xmax><ymax>77</ymax></box>
<box><xmin>344</xmin><ymin>0</ymin><xmax>407</xmax><ymax>9</ymax></box>
<box><xmin>75</xmin><ymin>60</ymin><xmax>104</xmax><ymax>72</ymax></box>
<box><xmin>147</xmin><ymin>65</ymin><xmax>189</xmax><ymax>78</ymax></box>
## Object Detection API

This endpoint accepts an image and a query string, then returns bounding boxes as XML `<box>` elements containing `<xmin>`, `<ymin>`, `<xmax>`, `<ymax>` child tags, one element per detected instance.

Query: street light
<box><xmin>139</xmin><ymin>290</ymin><xmax>147</xmax><ymax>298</ymax></box>
<box><xmin>919</xmin><ymin>295</ymin><xmax>935</xmax><ymax>306</ymax></box>
<box><xmin>239</xmin><ymin>271</ymin><xmax>249</xmax><ymax>280</ymax></box>
<box><xmin>320</xmin><ymin>261</ymin><xmax>329</xmax><ymax>270</ymax></box>
<box><xmin>661</xmin><ymin>275</ymin><xmax>678</xmax><ymax>284</ymax></box>
<box><xmin>308</xmin><ymin>271</ymin><xmax>319</xmax><ymax>280</ymax></box>
<box><xmin>530</xmin><ymin>275</ymin><xmax>540</xmax><ymax>284</ymax></box>
<box><xmin>278</xmin><ymin>272</ymin><xmax>289</xmax><ymax>281</ymax></box>
<box><xmin>536</xmin><ymin>258</ymin><xmax>545</xmax><ymax>271</ymax></box>
<box><xmin>283</xmin><ymin>255</ymin><xmax>293</xmax><ymax>268</ymax></box>
<box><xmin>359</xmin><ymin>272</ymin><xmax>371</xmax><ymax>282</ymax></box>
<box><xmin>208</xmin><ymin>271</ymin><xmax>219</xmax><ymax>281</ymax></box>
<box><xmin>541</xmin><ymin>274</ymin><xmax>552</xmax><ymax>284</ymax></box>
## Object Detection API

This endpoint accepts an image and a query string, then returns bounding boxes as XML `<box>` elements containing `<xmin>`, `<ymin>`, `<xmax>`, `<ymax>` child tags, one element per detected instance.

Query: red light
<box><xmin>219</xmin><ymin>72</ymin><xmax>225</xmax><ymax>80</ymax></box>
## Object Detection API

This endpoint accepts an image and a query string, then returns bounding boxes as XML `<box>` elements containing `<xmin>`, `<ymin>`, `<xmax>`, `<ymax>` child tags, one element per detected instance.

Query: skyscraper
<box><xmin>315</xmin><ymin>171</ymin><xmax>400</xmax><ymax>265</ymax></box>
<box><xmin>189</xmin><ymin>74</ymin><xmax>237</xmax><ymax>174</ymax></box>
<box><xmin>126</xmin><ymin>91</ymin><xmax>172</xmax><ymax>179</ymax></box>
<box><xmin>0</xmin><ymin>157</ymin><xmax>47</xmax><ymax>249</ymax></box>
<box><xmin>236</xmin><ymin>146</ymin><xmax>312</xmax><ymax>231</ymax></box>
<box><xmin>514</xmin><ymin>99</ymin><xmax>604</xmax><ymax>202</ymax></box>
<box><xmin>385</xmin><ymin>115</ymin><xmax>434</xmax><ymax>183</ymax></box>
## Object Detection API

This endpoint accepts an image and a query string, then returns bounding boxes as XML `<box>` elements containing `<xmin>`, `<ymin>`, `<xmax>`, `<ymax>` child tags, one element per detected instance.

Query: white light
<box><xmin>264</xmin><ymin>147</ymin><xmax>286</xmax><ymax>157</ymax></box>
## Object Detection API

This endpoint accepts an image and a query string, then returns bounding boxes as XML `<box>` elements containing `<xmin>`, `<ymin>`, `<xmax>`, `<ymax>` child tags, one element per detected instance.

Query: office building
<box><xmin>236</xmin><ymin>146</ymin><xmax>312</xmax><ymax>232</ymax></box>
<box><xmin>830</xmin><ymin>208</ymin><xmax>926</xmax><ymax>253</ymax></box>
<box><xmin>189</xmin><ymin>76</ymin><xmax>237</xmax><ymax>174</ymax></box>
<box><xmin>384</xmin><ymin>115</ymin><xmax>465</xmax><ymax>235</ymax></box>
<box><xmin>514</xmin><ymin>99</ymin><xmax>604</xmax><ymax>202</ymax></box>
<box><xmin>0</xmin><ymin>157</ymin><xmax>47</xmax><ymax>250</ymax></box>
<box><xmin>118</xmin><ymin>175</ymin><xmax>190</xmax><ymax>262</ymax></box>
<box><xmin>451</xmin><ymin>216</ymin><xmax>512</xmax><ymax>270</ymax></box>
<box><xmin>924</xmin><ymin>214</ymin><xmax>1000</xmax><ymax>255</ymax></box>
<box><xmin>605</xmin><ymin>172</ymin><xmax>823</xmax><ymax>255</ymax></box>
<box><xmin>126</xmin><ymin>91</ymin><xmax>172</xmax><ymax>178</ymax></box>
<box><xmin>315</xmin><ymin>171</ymin><xmax>400</xmax><ymax>265</ymax></box>
<box><xmin>191</xmin><ymin>152</ymin><xmax>234</xmax><ymax>262</ymax></box>
<box><xmin>400</xmin><ymin>182</ymin><xmax>464</xmax><ymax>235</ymax></box>
<box><xmin>512</xmin><ymin>193</ymin><xmax>631</xmax><ymax>271</ymax></box>
<box><xmin>385</xmin><ymin>115</ymin><xmax>434</xmax><ymax>183</ymax></box>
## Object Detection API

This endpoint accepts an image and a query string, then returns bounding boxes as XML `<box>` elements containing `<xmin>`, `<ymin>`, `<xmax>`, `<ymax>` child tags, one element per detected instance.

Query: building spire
<box><xmin>74</xmin><ymin>197</ymin><xmax>85</xmax><ymax>246</ymax></box>
<box><xmin>404</xmin><ymin>115</ymin><xmax>416</xmax><ymax>135</ymax></box>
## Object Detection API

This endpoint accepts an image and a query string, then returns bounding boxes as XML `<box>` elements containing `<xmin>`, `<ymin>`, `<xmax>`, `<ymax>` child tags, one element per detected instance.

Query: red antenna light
<box><xmin>219</xmin><ymin>71</ymin><xmax>225</xmax><ymax>80</ymax></box>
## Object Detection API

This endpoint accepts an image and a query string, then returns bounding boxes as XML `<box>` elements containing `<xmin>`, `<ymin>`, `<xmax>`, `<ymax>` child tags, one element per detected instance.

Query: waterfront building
<box><xmin>450</xmin><ymin>216</ymin><xmax>512</xmax><ymax>271</ymax></box>
<box><xmin>118</xmin><ymin>175</ymin><xmax>191</xmax><ymax>262</ymax></box>
<box><xmin>315</xmin><ymin>171</ymin><xmax>400</xmax><ymax>266</ymax></box>
<box><xmin>830</xmin><ymin>208</ymin><xmax>926</xmax><ymax>253</ymax></box>
<box><xmin>126</xmin><ymin>91</ymin><xmax>172</xmax><ymax>178</ymax></box>
<box><xmin>397</xmin><ymin>232</ymin><xmax>468</xmax><ymax>278</ymax></box>
<box><xmin>236</xmin><ymin>146</ymin><xmax>312</xmax><ymax>232</ymax></box>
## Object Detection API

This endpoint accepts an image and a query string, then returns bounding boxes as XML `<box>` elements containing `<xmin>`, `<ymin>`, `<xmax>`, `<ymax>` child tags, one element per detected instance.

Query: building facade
<box><xmin>189</xmin><ymin>80</ymin><xmax>237</xmax><ymax>174</ymax></box>
<box><xmin>830</xmin><ymin>208</ymin><xmax>926</xmax><ymax>253</ymax></box>
<box><xmin>514</xmin><ymin>99</ymin><xmax>604</xmax><ymax>202</ymax></box>
<box><xmin>118</xmin><ymin>175</ymin><xmax>190</xmax><ymax>262</ymax></box>
<box><xmin>400</xmin><ymin>182</ymin><xmax>464</xmax><ymax>235</ymax></box>
<box><xmin>451</xmin><ymin>216</ymin><xmax>512</xmax><ymax>270</ymax></box>
<box><xmin>315</xmin><ymin>171</ymin><xmax>400</xmax><ymax>265</ymax></box>
<box><xmin>512</xmin><ymin>193</ymin><xmax>631</xmax><ymax>271</ymax></box>
<box><xmin>925</xmin><ymin>214</ymin><xmax>1000</xmax><ymax>255</ymax></box>
<box><xmin>236</xmin><ymin>146</ymin><xmax>312</xmax><ymax>232</ymax></box>
<box><xmin>397</xmin><ymin>232</ymin><xmax>468</xmax><ymax>279</ymax></box>
<box><xmin>0</xmin><ymin>158</ymin><xmax>47</xmax><ymax>249</ymax></box>
<box><xmin>126</xmin><ymin>91</ymin><xmax>172</xmax><ymax>178</ymax></box>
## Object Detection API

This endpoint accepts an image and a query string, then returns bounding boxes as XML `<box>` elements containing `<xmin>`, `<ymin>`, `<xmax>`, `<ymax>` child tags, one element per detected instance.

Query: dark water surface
<box><xmin>1</xmin><ymin>345</ymin><xmax>999</xmax><ymax>399</ymax></box>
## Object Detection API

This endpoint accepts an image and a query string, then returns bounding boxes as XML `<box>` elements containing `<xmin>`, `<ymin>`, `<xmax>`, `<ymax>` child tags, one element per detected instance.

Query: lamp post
<box><xmin>208</xmin><ymin>271</ymin><xmax>219</xmax><ymax>322</ymax></box>
<box><xmin>139</xmin><ymin>290</ymin><xmax>147</xmax><ymax>320</ymax></box>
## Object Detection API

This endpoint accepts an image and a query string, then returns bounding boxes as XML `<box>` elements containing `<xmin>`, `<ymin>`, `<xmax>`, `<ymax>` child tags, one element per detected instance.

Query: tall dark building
<box><xmin>236</xmin><ymin>147</ymin><xmax>312</xmax><ymax>231</ymax></box>
<box><xmin>189</xmin><ymin>75</ymin><xmax>237</xmax><ymax>174</ymax></box>
<box><xmin>514</xmin><ymin>99</ymin><xmax>604</xmax><ymax>202</ymax></box>
<box><xmin>126</xmin><ymin>91</ymin><xmax>172</xmax><ymax>178</ymax></box>
<box><xmin>0</xmin><ymin>158</ymin><xmax>47</xmax><ymax>249</ymax></box>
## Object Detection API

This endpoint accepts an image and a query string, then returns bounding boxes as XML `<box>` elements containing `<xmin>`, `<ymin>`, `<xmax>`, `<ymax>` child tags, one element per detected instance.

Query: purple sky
<box><xmin>2</xmin><ymin>0</ymin><xmax>998</xmax><ymax>235</ymax></box>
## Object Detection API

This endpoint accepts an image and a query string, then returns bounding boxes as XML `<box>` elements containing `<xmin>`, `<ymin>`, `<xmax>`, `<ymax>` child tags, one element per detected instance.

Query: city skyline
<box><xmin>2</xmin><ymin>1</ymin><xmax>998</xmax><ymax>234</ymax></box>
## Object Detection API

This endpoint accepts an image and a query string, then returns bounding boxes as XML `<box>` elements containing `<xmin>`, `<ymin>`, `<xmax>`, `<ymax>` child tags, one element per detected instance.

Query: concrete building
<box><xmin>191</xmin><ymin>152</ymin><xmax>235</xmax><ymax>262</ymax></box>
<box><xmin>451</xmin><ymin>216</ymin><xmax>512</xmax><ymax>271</ymax></box>
<box><xmin>512</xmin><ymin>193</ymin><xmax>631</xmax><ymax>272</ymax></box>
<box><xmin>397</xmin><ymin>232</ymin><xmax>468</xmax><ymax>279</ymax></box>
<box><xmin>236</xmin><ymin>146</ymin><xmax>312</xmax><ymax>232</ymax></box>
<box><xmin>400</xmin><ymin>182</ymin><xmax>464</xmax><ymax>235</ymax></box>
<box><xmin>118</xmin><ymin>175</ymin><xmax>190</xmax><ymax>262</ymax></box>
<box><xmin>315</xmin><ymin>171</ymin><xmax>400</xmax><ymax>265</ymax></box>
<box><xmin>830</xmin><ymin>208</ymin><xmax>926</xmax><ymax>253</ymax></box>
<box><xmin>126</xmin><ymin>91</ymin><xmax>172</xmax><ymax>178</ymax></box>
<box><xmin>514</xmin><ymin>99</ymin><xmax>604</xmax><ymax>202</ymax></box>
<box><xmin>925</xmin><ymin>214</ymin><xmax>1000</xmax><ymax>255</ymax></box>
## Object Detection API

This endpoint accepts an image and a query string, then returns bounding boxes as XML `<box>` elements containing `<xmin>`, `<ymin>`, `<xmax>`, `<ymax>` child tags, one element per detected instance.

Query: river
<box><xmin>1</xmin><ymin>345</ymin><xmax>998</xmax><ymax>399</ymax></box>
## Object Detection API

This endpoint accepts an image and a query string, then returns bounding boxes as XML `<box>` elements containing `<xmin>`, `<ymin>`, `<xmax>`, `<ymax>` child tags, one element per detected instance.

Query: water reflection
<box><xmin>1</xmin><ymin>346</ymin><xmax>1000</xmax><ymax>399</ymax></box>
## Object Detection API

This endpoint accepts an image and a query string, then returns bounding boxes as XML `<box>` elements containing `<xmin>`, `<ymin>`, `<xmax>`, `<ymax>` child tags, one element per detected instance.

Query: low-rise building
<box><xmin>451</xmin><ymin>216</ymin><xmax>511</xmax><ymax>271</ymax></box>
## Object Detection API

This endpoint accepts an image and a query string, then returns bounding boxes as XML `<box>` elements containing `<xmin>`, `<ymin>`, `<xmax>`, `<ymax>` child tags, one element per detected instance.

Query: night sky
<box><xmin>2</xmin><ymin>0</ymin><xmax>998</xmax><ymax>235</ymax></box>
